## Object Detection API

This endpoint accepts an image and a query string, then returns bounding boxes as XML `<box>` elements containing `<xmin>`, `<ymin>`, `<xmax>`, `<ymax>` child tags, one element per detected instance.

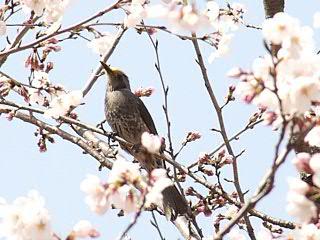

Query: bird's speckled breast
<box><xmin>105</xmin><ymin>89</ymin><xmax>149</xmax><ymax>144</ymax></box>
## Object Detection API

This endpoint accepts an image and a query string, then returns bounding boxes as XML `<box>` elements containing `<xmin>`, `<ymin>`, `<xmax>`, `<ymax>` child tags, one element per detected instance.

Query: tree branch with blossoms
<box><xmin>2</xmin><ymin>0</ymin><xmax>320</xmax><ymax>240</ymax></box>
<box><xmin>191</xmin><ymin>34</ymin><xmax>256</xmax><ymax>240</ymax></box>
<box><xmin>0</xmin><ymin>95</ymin><xmax>297</xmax><ymax>229</ymax></box>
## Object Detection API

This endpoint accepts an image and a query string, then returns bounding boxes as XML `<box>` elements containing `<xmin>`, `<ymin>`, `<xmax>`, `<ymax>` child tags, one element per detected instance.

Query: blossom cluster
<box><xmin>87</xmin><ymin>1</ymin><xmax>246</xmax><ymax>61</ymax></box>
<box><xmin>6</xmin><ymin>52</ymin><xmax>84</xmax><ymax>120</ymax></box>
<box><xmin>274</xmin><ymin>152</ymin><xmax>320</xmax><ymax>239</ymax></box>
<box><xmin>15</xmin><ymin>68</ymin><xmax>82</xmax><ymax>119</ymax></box>
<box><xmin>230</xmin><ymin>12</ymin><xmax>320</xmax><ymax>123</ymax></box>
<box><xmin>197</xmin><ymin>148</ymin><xmax>233</xmax><ymax>173</ymax></box>
<box><xmin>80</xmin><ymin>158</ymin><xmax>173</xmax><ymax>215</ymax></box>
<box><xmin>0</xmin><ymin>190</ymin><xmax>53</xmax><ymax>240</ymax></box>
<box><xmin>0</xmin><ymin>190</ymin><xmax>100</xmax><ymax>239</ymax></box>
<box><xmin>124</xmin><ymin>0</ymin><xmax>245</xmax><ymax>32</ymax></box>
<box><xmin>19</xmin><ymin>0</ymin><xmax>71</xmax><ymax>24</ymax></box>
<box><xmin>44</xmin><ymin>90</ymin><xmax>83</xmax><ymax>119</ymax></box>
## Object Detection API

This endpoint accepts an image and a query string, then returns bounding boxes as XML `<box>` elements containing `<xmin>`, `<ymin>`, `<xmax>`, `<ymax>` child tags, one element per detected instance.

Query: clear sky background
<box><xmin>0</xmin><ymin>1</ymin><xmax>319</xmax><ymax>239</ymax></box>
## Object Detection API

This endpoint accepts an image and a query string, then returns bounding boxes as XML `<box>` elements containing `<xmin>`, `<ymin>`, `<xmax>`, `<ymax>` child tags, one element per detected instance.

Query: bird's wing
<box><xmin>135</xmin><ymin>96</ymin><xmax>158</xmax><ymax>135</ymax></box>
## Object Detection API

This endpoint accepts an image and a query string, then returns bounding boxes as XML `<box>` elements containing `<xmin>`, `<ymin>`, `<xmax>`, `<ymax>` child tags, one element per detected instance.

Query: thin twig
<box><xmin>151</xmin><ymin>212</ymin><xmax>166</xmax><ymax>240</ymax></box>
<box><xmin>188</xmin><ymin>119</ymin><xmax>263</xmax><ymax>169</ymax></box>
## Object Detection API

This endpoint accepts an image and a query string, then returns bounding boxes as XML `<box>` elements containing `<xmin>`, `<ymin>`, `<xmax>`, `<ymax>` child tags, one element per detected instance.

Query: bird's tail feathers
<box><xmin>162</xmin><ymin>184</ymin><xmax>189</xmax><ymax>220</ymax></box>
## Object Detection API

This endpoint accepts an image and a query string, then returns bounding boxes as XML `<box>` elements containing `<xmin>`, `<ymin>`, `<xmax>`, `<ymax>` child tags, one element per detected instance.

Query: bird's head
<box><xmin>100</xmin><ymin>61</ymin><xmax>131</xmax><ymax>91</ymax></box>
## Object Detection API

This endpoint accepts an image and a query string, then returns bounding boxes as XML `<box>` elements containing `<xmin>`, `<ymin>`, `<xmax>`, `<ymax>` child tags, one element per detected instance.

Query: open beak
<box><xmin>100</xmin><ymin>61</ymin><xmax>114</xmax><ymax>75</ymax></box>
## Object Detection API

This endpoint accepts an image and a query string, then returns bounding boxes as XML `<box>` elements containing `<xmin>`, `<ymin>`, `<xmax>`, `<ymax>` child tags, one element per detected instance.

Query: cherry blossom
<box><xmin>204</xmin><ymin>1</ymin><xmax>220</xmax><ymax>23</ymax></box>
<box><xmin>0</xmin><ymin>190</ymin><xmax>53</xmax><ymax>240</ymax></box>
<box><xmin>145</xmin><ymin>4</ymin><xmax>169</xmax><ymax>19</ymax></box>
<box><xmin>33</xmin><ymin>70</ymin><xmax>50</xmax><ymax>88</ymax></box>
<box><xmin>232</xmin><ymin>12</ymin><xmax>320</xmax><ymax>124</ymax></box>
<box><xmin>166</xmin><ymin>4</ymin><xmax>211</xmax><ymax>32</ymax></box>
<box><xmin>141</xmin><ymin>132</ymin><xmax>162</xmax><ymax>154</ymax></box>
<box><xmin>208</xmin><ymin>33</ymin><xmax>234</xmax><ymax>63</ymax></box>
<box><xmin>109</xmin><ymin>185</ymin><xmax>139</xmax><ymax>214</ymax></box>
<box><xmin>218</xmin><ymin>149</ymin><xmax>234</xmax><ymax>165</ymax></box>
<box><xmin>87</xmin><ymin>34</ymin><xmax>115</xmax><ymax>56</ymax></box>
<box><xmin>107</xmin><ymin>158</ymin><xmax>141</xmax><ymax>185</ymax></box>
<box><xmin>185</xmin><ymin>131</ymin><xmax>201</xmax><ymax>142</ymax></box>
<box><xmin>124</xmin><ymin>3</ymin><xmax>146</xmax><ymax>28</ymax></box>
<box><xmin>28</xmin><ymin>89</ymin><xmax>45</xmax><ymax>105</ymax></box>
<box><xmin>44</xmin><ymin>90</ymin><xmax>83</xmax><ymax>119</ymax></box>
<box><xmin>81</xmin><ymin>159</ymin><xmax>174</xmax><ymax>215</ymax></box>
<box><xmin>262</xmin><ymin>12</ymin><xmax>300</xmax><ymax>45</ymax></box>
<box><xmin>227</xmin><ymin>228</ymin><xmax>246</xmax><ymax>240</ymax></box>
<box><xmin>286</xmin><ymin>177</ymin><xmax>316</xmax><ymax>223</ymax></box>
<box><xmin>145</xmin><ymin>169</ymin><xmax>173</xmax><ymax>207</ymax></box>
<box><xmin>223</xmin><ymin>205</ymin><xmax>238</xmax><ymax>219</ymax></box>
<box><xmin>80</xmin><ymin>175</ymin><xmax>110</xmax><ymax>215</ymax></box>
<box><xmin>291</xmin><ymin>224</ymin><xmax>320</xmax><ymax>240</ymax></box>
<box><xmin>292</xmin><ymin>152</ymin><xmax>312</xmax><ymax>174</ymax></box>
<box><xmin>19</xmin><ymin>0</ymin><xmax>46</xmax><ymax>16</ymax></box>
<box><xmin>72</xmin><ymin>220</ymin><xmax>100</xmax><ymax>238</ymax></box>
<box><xmin>305</xmin><ymin>126</ymin><xmax>320</xmax><ymax>147</ymax></box>
<box><xmin>19</xmin><ymin>0</ymin><xmax>71</xmax><ymax>24</ymax></box>
<box><xmin>43</xmin><ymin>0</ymin><xmax>71</xmax><ymax>24</ymax></box>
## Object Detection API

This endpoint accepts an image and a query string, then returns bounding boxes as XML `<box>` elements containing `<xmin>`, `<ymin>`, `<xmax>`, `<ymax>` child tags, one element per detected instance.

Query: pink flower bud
<box><xmin>134</xmin><ymin>87</ymin><xmax>155</xmax><ymax>97</ymax></box>
<box><xmin>204</xmin><ymin>207</ymin><xmax>212</xmax><ymax>217</ymax></box>
<box><xmin>46</xmin><ymin>38</ymin><xmax>59</xmax><ymax>44</ymax></box>
<box><xmin>203</xmin><ymin>169</ymin><xmax>214</xmax><ymax>176</ymax></box>
<box><xmin>229</xmin><ymin>85</ymin><xmax>236</xmax><ymax>92</ymax></box>
<box><xmin>46</xmin><ymin>62</ymin><xmax>54</xmax><ymax>72</ymax></box>
<box><xmin>186</xmin><ymin>131</ymin><xmax>201</xmax><ymax>142</ymax></box>
<box><xmin>6</xmin><ymin>110</ymin><xmax>15</xmax><ymax>121</ymax></box>
<box><xmin>198</xmin><ymin>152</ymin><xmax>210</xmax><ymax>164</ymax></box>
<box><xmin>264</xmin><ymin>111</ymin><xmax>278</xmax><ymax>125</ymax></box>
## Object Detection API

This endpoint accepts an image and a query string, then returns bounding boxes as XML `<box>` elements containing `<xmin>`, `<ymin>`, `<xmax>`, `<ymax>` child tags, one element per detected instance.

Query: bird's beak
<box><xmin>100</xmin><ymin>61</ymin><xmax>114</xmax><ymax>75</ymax></box>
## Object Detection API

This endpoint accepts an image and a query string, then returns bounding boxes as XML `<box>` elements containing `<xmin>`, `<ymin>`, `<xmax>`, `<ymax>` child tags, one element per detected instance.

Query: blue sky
<box><xmin>0</xmin><ymin>0</ymin><xmax>319</xmax><ymax>239</ymax></box>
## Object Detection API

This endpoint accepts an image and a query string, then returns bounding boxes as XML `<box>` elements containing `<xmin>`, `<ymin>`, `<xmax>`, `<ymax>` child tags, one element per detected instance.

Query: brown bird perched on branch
<box><xmin>101</xmin><ymin>61</ymin><xmax>188</xmax><ymax>220</ymax></box>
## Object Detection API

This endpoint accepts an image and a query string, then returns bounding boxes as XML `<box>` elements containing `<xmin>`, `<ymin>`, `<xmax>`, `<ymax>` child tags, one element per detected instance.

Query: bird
<box><xmin>101</xmin><ymin>61</ymin><xmax>188</xmax><ymax>220</ymax></box>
